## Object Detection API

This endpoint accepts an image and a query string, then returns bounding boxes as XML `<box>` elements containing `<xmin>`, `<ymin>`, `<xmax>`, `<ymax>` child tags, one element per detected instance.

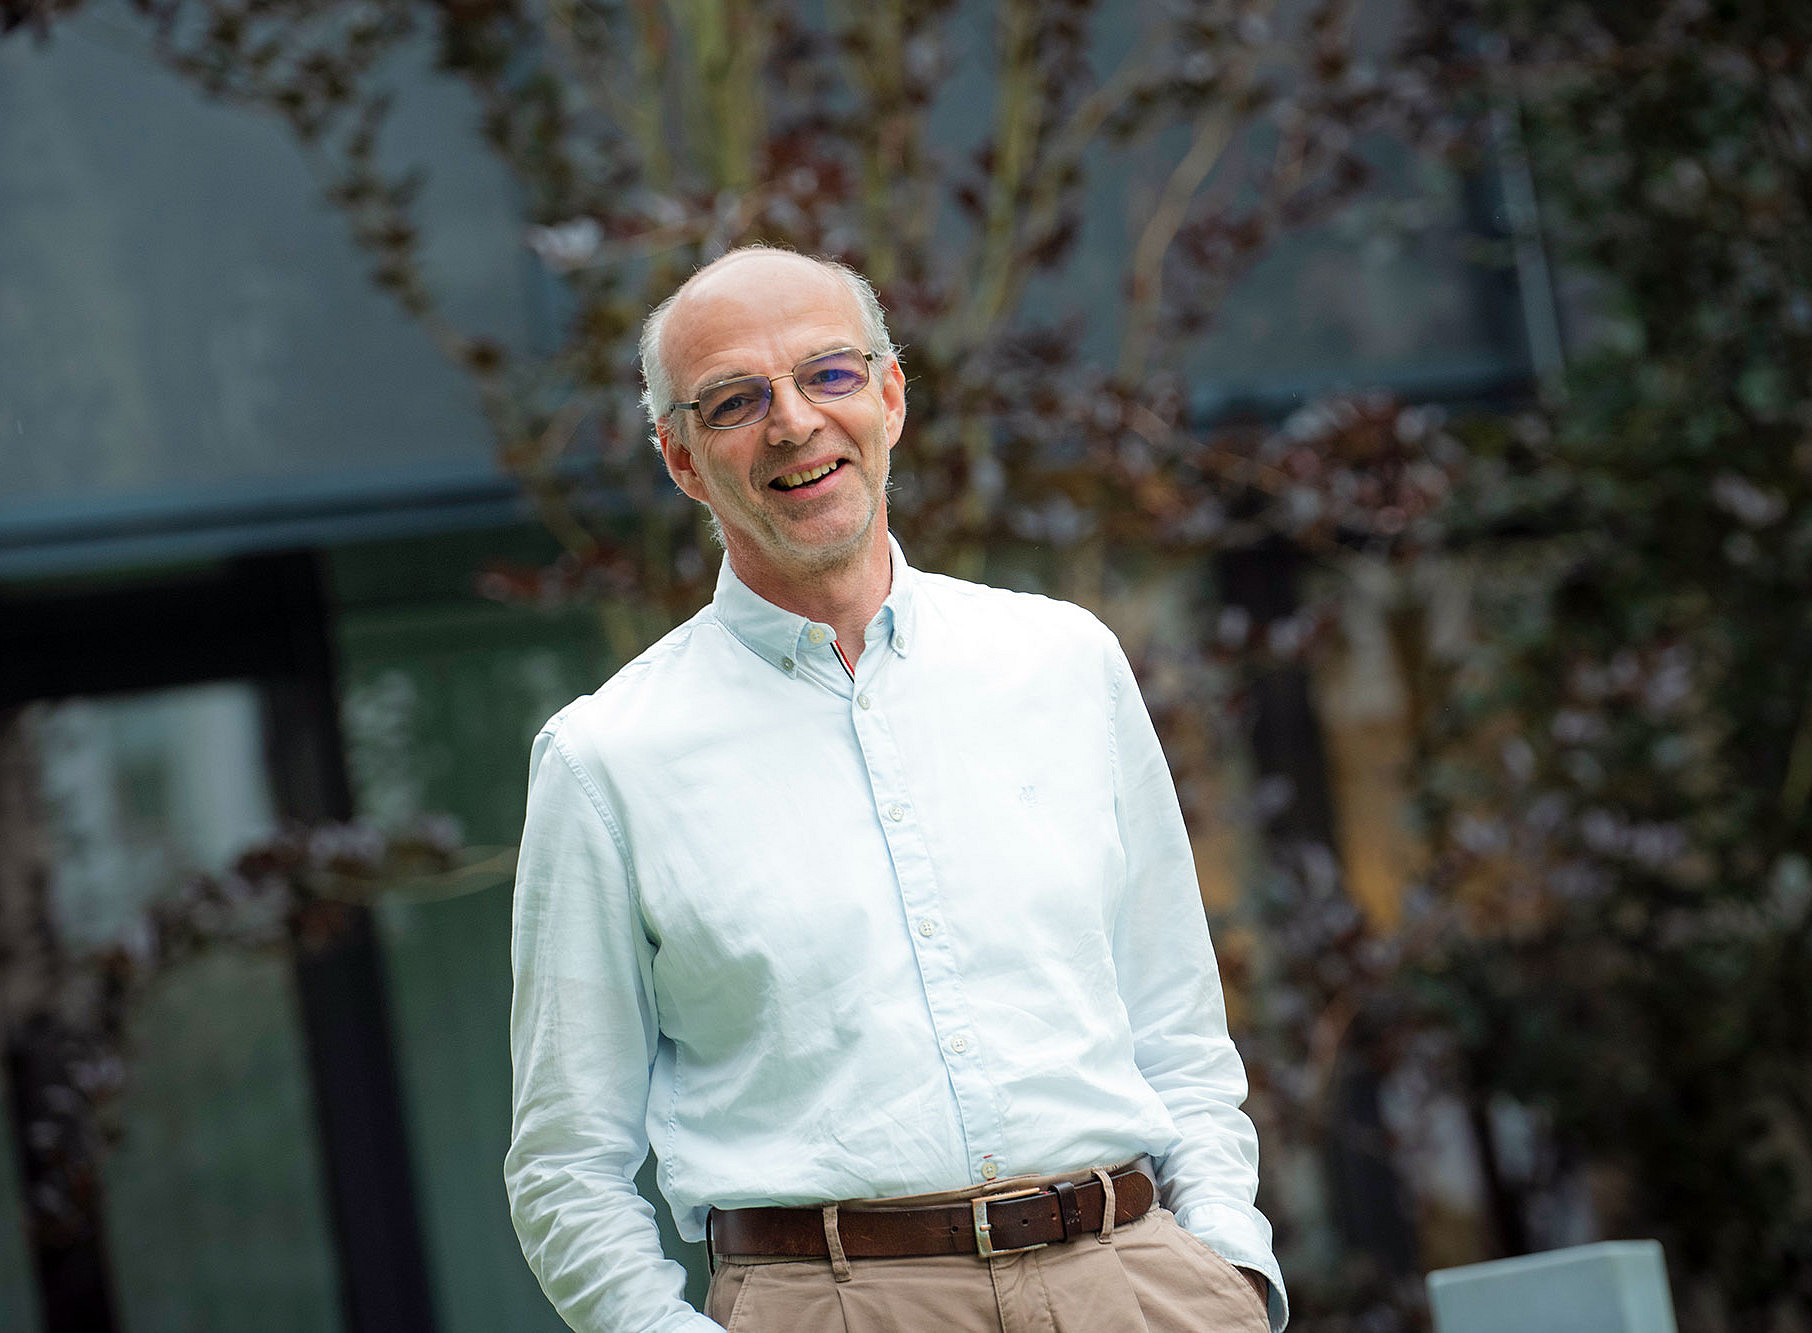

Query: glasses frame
<box><xmin>667</xmin><ymin>348</ymin><xmax>881</xmax><ymax>431</ymax></box>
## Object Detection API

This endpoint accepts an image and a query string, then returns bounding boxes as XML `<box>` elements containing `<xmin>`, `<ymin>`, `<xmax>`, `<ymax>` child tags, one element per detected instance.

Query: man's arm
<box><xmin>1103</xmin><ymin>638</ymin><xmax>1290</xmax><ymax>1331</ymax></box>
<box><xmin>506</xmin><ymin>725</ymin><xmax>719</xmax><ymax>1332</ymax></box>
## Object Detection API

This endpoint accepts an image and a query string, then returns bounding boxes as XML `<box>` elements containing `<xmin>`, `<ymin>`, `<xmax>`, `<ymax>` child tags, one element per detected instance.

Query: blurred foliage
<box><xmin>1404</xmin><ymin>0</ymin><xmax>1812</xmax><ymax>1325</ymax></box>
<box><xmin>1</xmin><ymin>0</ymin><xmax>1456</xmax><ymax>657</ymax></box>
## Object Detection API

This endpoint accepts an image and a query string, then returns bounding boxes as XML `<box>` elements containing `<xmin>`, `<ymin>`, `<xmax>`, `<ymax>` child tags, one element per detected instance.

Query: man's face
<box><xmin>656</xmin><ymin>254</ymin><xmax>906</xmax><ymax>595</ymax></box>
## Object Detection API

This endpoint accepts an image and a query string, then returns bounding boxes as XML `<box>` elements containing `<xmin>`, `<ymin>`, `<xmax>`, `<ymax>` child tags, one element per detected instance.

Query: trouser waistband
<box><xmin>707</xmin><ymin>1157</ymin><xmax>1158</xmax><ymax>1264</ymax></box>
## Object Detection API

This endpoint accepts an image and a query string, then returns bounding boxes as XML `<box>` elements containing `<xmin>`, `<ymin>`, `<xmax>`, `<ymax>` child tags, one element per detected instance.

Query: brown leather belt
<box><xmin>708</xmin><ymin>1159</ymin><xmax>1158</xmax><ymax>1261</ymax></box>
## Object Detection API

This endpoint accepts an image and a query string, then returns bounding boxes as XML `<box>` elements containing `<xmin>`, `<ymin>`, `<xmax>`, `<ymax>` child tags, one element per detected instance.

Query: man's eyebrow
<box><xmin>691</xmin><ymin>343</ymin><xmax>859</xmax><ymax>394</ymax></box>
<box><xmin>692</xmin><ymin>368</ymin><xmax>756</xmax><ymax>392</ymax></box>
<box><xmin>681</xmin><ymin>365</ymin><xmax>757</xmax><ymax>401</ymax></box>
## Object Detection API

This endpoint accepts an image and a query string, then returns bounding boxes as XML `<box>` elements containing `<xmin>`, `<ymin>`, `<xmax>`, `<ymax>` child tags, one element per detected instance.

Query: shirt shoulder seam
<box><xmin>1105</xmin><ymin>631</ymin><xmax>1127</xmax><ymax>793</ymax></box>
<box><xmin>597</xmin><ymin>618</ymin><xmax>702</xmax><ymax>695</ymax></box>
<box><xmin>544</xmin><ymin>729</ymin><xmax>643</xmax><ymax>911</ymax></box>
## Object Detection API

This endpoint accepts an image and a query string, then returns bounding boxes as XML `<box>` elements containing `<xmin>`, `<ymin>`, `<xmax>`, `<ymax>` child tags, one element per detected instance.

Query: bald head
<box><xmin>639</xmin><ymin>246</ymin><xmax>898</xmax><ymax>446</ymax></box>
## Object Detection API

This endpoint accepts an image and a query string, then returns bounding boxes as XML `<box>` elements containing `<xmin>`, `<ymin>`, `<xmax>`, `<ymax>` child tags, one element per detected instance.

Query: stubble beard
<box><xmin>720</xmin><ymin>436</ymin><xmax>892</xmax><ymax>582</ymax></box>
<box><xmin>767</xmin><ymin>451</ymin><xmax>888</xmax><ymax>578</ymax></box>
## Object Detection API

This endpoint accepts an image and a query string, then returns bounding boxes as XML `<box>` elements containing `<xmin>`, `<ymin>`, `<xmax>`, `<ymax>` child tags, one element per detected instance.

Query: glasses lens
<box><xmin>795</xmin><ymin>350</ymin><xmax>870</xmax><ymax>403</ymax></box>
<box><xmin>698</xmin><ymin>377</ymin><xmax>771</xmax><ymax>429</ymax></box>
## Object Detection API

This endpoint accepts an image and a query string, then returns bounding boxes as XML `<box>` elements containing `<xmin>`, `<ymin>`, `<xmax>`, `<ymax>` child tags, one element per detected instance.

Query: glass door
<box><xmin>9</xmin><ymin>684</ymin><xmax>341</xmax><ymax>1333</ymax></box>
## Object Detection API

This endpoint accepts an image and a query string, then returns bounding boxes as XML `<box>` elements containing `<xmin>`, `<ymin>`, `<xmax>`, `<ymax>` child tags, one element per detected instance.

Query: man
<box><xmin>506</xmin><ymin>246</ymin><xmax>1287</xmax><ymax>1333</ymax></box>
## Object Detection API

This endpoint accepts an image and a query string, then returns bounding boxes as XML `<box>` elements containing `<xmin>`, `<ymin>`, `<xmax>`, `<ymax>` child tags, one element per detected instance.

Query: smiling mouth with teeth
<box><xmin>771</xmin><ymin>460</ymin><xmax>843</xmax><ymax>491</ymax></box>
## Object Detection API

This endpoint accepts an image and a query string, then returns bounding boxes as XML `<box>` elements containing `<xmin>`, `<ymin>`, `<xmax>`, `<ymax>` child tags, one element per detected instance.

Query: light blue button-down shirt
<box><xmin>506</xmin><ymin>540</ymin><xmax>1286</xmax><ymax>1332</ymax></box>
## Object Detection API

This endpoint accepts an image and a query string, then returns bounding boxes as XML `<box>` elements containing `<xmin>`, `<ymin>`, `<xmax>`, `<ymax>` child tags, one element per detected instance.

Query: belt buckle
<box><xmin>971</xmin><ymin>1186</ymin><xmax>1048</xmax><ymax>1258</ymax></box>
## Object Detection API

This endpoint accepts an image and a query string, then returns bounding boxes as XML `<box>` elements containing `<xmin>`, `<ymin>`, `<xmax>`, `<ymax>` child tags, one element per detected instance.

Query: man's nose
<box><xmin>761</xmin><ymin>374</ymin><xmax>825</xmax><ymax>445</ymax></box>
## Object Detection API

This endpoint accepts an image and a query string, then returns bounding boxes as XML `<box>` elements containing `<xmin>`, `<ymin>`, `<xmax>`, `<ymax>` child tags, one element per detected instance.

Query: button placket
<box><xmin>850</xmin><ymin>657</ymin><xmax>1008</xmax><ymax>1161</ymax></box>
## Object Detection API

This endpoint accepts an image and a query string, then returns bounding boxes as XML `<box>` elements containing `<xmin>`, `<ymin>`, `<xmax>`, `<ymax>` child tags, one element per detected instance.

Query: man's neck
<box><xmin>726</xmin><ymin>529</ymin><xmax>893</xmax><ymax>667</ymax></box>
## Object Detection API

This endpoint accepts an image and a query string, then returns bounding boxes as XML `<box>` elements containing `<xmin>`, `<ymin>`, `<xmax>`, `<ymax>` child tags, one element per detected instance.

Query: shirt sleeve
<box><xmin>505</xmin><ymin>724</ymin><xmax>721</xmax><ymax>1333</ymax></box>
<box><xmin>1105</xmin><ymin>639</ymin><xmax>1291</xmax><ymax>1331</ymax></box>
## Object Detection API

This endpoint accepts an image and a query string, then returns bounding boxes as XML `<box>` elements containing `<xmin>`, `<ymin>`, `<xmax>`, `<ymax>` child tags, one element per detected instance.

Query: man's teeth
<box><xmin>775</xmin><ymin>461</ymin><xmax>840</xmax><ymax>490</ymax></box>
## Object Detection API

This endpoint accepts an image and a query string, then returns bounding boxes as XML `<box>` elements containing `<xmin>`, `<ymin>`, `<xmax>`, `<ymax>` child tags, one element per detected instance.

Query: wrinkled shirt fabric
<box><xmin>506</xmin><ymin>540</ymin><xmax>1287</xmax><ymax>1333</ymax></box>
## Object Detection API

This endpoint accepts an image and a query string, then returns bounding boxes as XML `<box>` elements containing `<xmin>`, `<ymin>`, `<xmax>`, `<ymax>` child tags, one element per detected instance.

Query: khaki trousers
<box><xmin>704</xmin><ymin>1206</ymin><xmax>1270</xmax><ymax>1333</ymax></box>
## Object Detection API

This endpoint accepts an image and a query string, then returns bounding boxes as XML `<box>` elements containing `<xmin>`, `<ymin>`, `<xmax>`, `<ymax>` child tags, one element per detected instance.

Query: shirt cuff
<box><xmin>1172</xmin><ymin>1200</ymin><xmax>1290</xmax><ymax>1332</ymax></box>
<box><xmin>659</xmin><ymin>1310</ymin><xmax>724</xmax><ymax>1333</ymax></box>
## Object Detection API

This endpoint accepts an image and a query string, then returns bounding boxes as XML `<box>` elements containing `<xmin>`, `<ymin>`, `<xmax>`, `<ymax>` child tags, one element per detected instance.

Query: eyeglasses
<box><xmin>668</xmin><ymin>348</ymin><xmax>880</xmax><ymax>430</ymax></box>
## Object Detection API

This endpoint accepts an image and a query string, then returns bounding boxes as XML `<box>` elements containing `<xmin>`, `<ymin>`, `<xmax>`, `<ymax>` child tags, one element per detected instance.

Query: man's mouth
<box><xmin>770</xmin><ymin>460</ymin><xmax>844</xmax><ymax>491</ymax></box>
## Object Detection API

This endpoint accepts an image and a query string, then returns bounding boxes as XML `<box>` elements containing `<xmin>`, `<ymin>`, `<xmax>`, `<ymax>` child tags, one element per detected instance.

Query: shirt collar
<box><xmin>711</xmin><ymin>535</ymin><xmax>918</xmax><ymax>674</ymax></box>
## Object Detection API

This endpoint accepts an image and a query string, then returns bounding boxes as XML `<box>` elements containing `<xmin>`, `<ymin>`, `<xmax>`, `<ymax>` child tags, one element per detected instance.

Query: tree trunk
<box><xmin>1216</xmin><ymin>542</ymin><xmax>1420</xmax><ymax>1280</ymax></box>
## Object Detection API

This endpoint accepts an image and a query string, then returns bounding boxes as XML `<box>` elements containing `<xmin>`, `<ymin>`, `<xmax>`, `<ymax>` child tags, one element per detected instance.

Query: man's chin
<box><xmin>761</xmin><ymin>516</ymin><xmax>880</xmax><ymax>578</ymax></box>
<box><xmin>782</xmin><ymin>534</ymin><xmax>874</xmax><ymax>577</ymax></box>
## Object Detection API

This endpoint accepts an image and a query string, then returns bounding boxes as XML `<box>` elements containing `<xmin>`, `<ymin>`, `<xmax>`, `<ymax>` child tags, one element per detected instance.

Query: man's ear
<box><xmin>882</xmin><ymin>356</ymin><xmax>907</xmax><ymax>450</ymax></box>
<box><xmin>657</xmin><ymin>418</ymin><xmax>708</xmax><ymax>504</ymax></box>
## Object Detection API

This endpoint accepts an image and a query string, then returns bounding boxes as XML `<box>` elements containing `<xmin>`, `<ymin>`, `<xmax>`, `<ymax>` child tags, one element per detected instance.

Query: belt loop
<box><xmin>1052</xmin><ymin>1180</ymin><xmax>1083</xmax><ymax>1240</ymax></box>
<box><xmin>1092</xmin><ymin>1168</ymin><xmax>1117</xmax><ymax>1243</ymax></box>
<box><xmin>822</xmin><ymin>1203</ymin><xmax>853</xmax><ymax>1282</ymax></box>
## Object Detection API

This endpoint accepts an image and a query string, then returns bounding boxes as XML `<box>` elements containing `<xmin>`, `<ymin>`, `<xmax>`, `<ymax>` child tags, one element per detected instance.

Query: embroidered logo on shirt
<box><xmin>1019</xmin><ymin>785</ymin><xmax>1038</xmax><ymax>806</ymax></box>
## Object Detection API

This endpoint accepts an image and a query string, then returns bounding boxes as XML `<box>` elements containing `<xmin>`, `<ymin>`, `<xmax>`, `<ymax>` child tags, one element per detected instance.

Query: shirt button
<box><xmin>857</xmin><ymin>693</ymin><xmax>872</xmax><ymax>710</ymax></box>
<box><xmin>980</xmin><ymin>1160</ymin><xmax>1000</xmax><ymax>1181</ymax></box>
<box><xmin>780</xmin><ymin>657</ymin><xmax>795</xmax><ymax>672</ymax></box>
<box><xmin>808</xmin><ymin>627</ymin><xmax>827</xmax><ymax>644</ymax></box>
<box><xmin>917</xmin><ymin>918</ymin><xmax>936</xmax><ymax>937</ymax></box>
<box><xmin>887</xmin><ymin>804</ymin><xmax>905</xmax><ymax>822</ymax></box>
<box><xmin>950</xmin><ymin>1035</ymin><xmax>969</xmax><ymax>1054</ymax></box>
<box><xmin>894</xmin><ymin>633</ymin><xmax>909</xmax><ymax>653</ymax></box>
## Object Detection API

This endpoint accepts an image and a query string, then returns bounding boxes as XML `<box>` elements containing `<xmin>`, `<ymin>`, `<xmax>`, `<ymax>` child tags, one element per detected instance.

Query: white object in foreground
<box><xmin>1426</xmin><ymin>1239</ymin><xmax>1677</xmax><ymax>1333</ymax></box>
